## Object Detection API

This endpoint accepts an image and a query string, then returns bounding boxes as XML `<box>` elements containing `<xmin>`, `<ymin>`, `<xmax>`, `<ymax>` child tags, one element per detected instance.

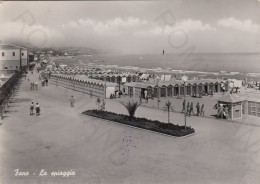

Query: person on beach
<box><xmin>35</xmin><ymin>102</ymin><xmax>40</xmax><ymax>115</ymax></box>
<box><xmin>189</xmin><ymin>102</ymin><xmax>194</xmax><ymax>116</ymax></box>
<box><xmin>196</xmin><ymin>102</ymin><xmax>200</xmax><ymax>116</ymax></box>
<box><xmin>200</xmin><ymin>104</ymin><xmax>205</xmax><ymax>116</ymax></box>
<box><xmin>27</xmin><ymin>76</ymin><xmax>30</xmax><ymax>82</ymax></box>
<box><xmin>70</xmin><ymin>96</ymin><xmax>75</xmax><ymax>107</ymax></box>
<box><xmin>46</xmin><ymin>78</ymin><xmax>48</xmax><ymax>86</ymax></box>
<box><xmin>30</xmin><ymin>102</ymin><xmax>34</xmax><ymax>115</ymax></box>
<box><xmin>186</xmin><ymin>102</ymin><xmax>190</xmax><ymax>116</ymax></box>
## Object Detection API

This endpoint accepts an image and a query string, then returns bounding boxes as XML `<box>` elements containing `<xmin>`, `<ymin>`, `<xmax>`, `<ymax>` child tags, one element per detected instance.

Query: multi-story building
<box><xmin>0</xmin><ymin>44</ymin><xmax>29</xmax><ymax>70</ymax></box>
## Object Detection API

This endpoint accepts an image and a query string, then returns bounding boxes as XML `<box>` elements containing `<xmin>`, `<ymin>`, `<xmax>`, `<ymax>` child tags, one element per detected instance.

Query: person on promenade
<box><xmin>144</xmin><ymin>90</ymin><xmax>148</xmax><ymax>102</ymax></box>
<box><xmin>196</xmin><ymin>102</ymin><xmax>200</xmax><ymax>116</ymax></box>
<box><xmin>101</xmin><ymin>99</ymin><xmax>106</xmax><ymax>111</ymax></box>
<box><xmin>35</xmin><ymin>102</ymin><xmax>40</xmax><ymax>115</ymax></box>
<box><xmin>35</xmin><ymin>82</ymin><xmax>38</xmax><ymax>90</ymax></box>
<box><xmin>186</xmin><ymin>102</ymin><xmax>190</xmax><ymax>116</ymax></box>
<box><xmin>30</xmin><ymin>83</ymin><xmax>34</xmax><ymax>90</ymax></box>
<box><xmin>181</xmin><ymin>100</ymin><xmax>185</xmax><ymax>113</ymax></box>
<box><xmin>0</xmin><ymin>105</ymin><xmax>4</xmax><ymax>120</ymax></box>
<box><xmin>139</xmin><ymin>94</ymin><xmax>142</xmax><ymax>103</ymax></box>
<box><xmin>70</xmin><ymin>96</ymin><xmax>75</xmax><ymax>107</ymax></box>
<box><xmin>224</xmin><ymin>105</ymin><xmax>229</xmax><ymax>120</ymax></box>
<box><xmin>200</xmin><ymin>104</ymin><xmax>205</xmax><ymax>116</ymax></box>
<box><xmin>45</xmin><ymin>78</ymin><xmax>48</xmax><ymax>86</ymax></box>
<box><xmin>30</xmin><ymin>102</ymin><xmax>34</xmax><ymax>115</ymax></box>
<box><xmin>217</xmin><ymin>104</ymin><xmax>224</xmax><ymax>119</ymax></box>
<box><xmin>213</xmin><ymin>103</ymin><xmax>218</xmax><ymax>110</ymax></box>
<box><xmin>189</xmin><ymin>102</ymin><xmax>194</xmax><ymax>116</ymax></box>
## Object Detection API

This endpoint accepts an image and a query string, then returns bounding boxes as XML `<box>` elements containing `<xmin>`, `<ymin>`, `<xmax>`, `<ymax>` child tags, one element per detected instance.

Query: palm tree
<box><xmin>120</xmin><ymin>100</ymin><xmax>141</xmax><ymax>121</ymax></box>
<box><xmin>163</xmin><ymin>100</ymin><xmax>174</xmax><ymax>123</ymax></box>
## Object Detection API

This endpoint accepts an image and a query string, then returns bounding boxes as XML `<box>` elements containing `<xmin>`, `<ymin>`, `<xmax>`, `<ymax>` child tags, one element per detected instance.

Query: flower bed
<box><xmin>82</xmin><ymin>110</ymin><xmax>195</xmax><ymax>137</ymax></box>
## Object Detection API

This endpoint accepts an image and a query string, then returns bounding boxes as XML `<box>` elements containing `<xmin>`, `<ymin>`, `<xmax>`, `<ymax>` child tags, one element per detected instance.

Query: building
<box><xmin>0</xmin><ymin>44</ymin><xmax>29</xmax><ymax>70</ymax></box>
<box><xmin>218</xmin><ymin>94</ymin><xmax>244</xmax><ymax>120</ymax></box>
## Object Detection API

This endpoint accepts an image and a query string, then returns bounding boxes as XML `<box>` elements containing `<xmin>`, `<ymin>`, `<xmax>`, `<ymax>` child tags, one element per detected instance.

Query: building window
<box><xmin>22</xmin><ymin>53</ymin><xmax>24</xmax><ymax>56</ymax></box>
<box><xmin>2</xmin><ymin>52</ymin><xmax>4</xmax><ymax>56</ymax></box>
<box><xmin>13</xmin><ymin>52</ymin><xmax>15</xmax><ymax>56</ymax></box>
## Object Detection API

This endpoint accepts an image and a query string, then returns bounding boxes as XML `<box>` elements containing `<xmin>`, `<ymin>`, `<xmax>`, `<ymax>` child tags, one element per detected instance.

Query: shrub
<box><xmin>82</xmin><ymin>110</ymin><xmax>195</xmax><ymax>137</ymax></box>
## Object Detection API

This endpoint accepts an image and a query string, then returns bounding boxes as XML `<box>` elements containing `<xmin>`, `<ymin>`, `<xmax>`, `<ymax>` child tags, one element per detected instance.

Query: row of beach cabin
<box><xmin>51</xmin><ymin>73</ymin><xmax>229</xmax><ymax>98</ymax></box>
<box><xmin>123</xmin><ymin>79</ymin><xmax>229</xmax><ymax>98</ymax></box>
<box><xmin>50</xmin><ymin>74</ymin><xmax>118</xmax><ymax>98</ymax></box>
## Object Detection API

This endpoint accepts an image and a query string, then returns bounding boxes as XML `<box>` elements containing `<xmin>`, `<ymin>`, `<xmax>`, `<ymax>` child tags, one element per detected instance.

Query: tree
<box><xmin>163</xmin><ymin>100</ymin><xmax>174</xmax><ymax>123</ymax></box>
<box><xmin>120</xmin><ymin>100</ymin><xmax>141</xmax><ymax>121</ymax></box>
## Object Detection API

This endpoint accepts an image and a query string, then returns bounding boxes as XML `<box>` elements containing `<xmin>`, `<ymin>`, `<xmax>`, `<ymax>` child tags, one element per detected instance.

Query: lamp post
<box><xmin>181</xmin><ymin>75</ymin><xmax>188</xmax><ymax>131</ymax></box>
<box><xmin>157</xmin><ymin>76</ymin><xmax>160</xmax><ymax>109</ymax></box>
<box><xmin>104</xmin><ymin>73</ymin><xmax>107</xmax><ymax>99</ymax></box>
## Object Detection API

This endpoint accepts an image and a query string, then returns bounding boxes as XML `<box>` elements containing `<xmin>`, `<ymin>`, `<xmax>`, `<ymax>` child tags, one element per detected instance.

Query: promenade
<box><xmin>0</xmin><ymin>70</ymin><xmax>260</xmax><ymax>184</ymax></box>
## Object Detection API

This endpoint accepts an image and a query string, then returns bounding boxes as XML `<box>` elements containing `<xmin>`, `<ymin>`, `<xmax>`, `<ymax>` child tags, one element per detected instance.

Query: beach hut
<box><xmin>192</xmin><ymin>83</ymin><xmax>197</xmax><ymax>96</ymax></box>
<box><xmin>186</xmin><ymin>83</ymin><xmax>192</xmax><ymax>96</ymax></box>
<box><xmin>198</xmin><ymin>83</ymin><xmax>203</xmax><ymax>95</ymax></box>
<box><xmin>153</xmin><ymin>85</ymin><xmax>160</xmax><ymax>98</ymax></box>
<box><xmin>180</xmin><ymin>84</ymin><xmax>184</xmax><ymax>96</ymax></box>
<box><xmin>167</xmin><ymin>84</ymin><xmax>173</xmax><ymax>97</ymax></box>
<box><xmin>173</xmin><ymin>84</ymin><xmax>179</xmax><ymax>96</ymax></box>
<box><xmin>218</xmin><ymin>94</ymin><xmax>244</xmax><ymax>120</ymax></box>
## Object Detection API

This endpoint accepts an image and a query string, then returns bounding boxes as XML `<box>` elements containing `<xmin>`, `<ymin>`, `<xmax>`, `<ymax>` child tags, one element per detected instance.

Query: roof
<box><xmin>53</xmin><ymin>74</ymin><xmax>117</xmax><ymax>87</ymax></box>
<box><xmin>218</xmin><ymin>94</ymin><xmax>245</xmax><ymax>103</ymax></box>
<box><xmin>0</xmin><ymin>44</ymin><xmax>28</xmax><ymax>50</ymax></box>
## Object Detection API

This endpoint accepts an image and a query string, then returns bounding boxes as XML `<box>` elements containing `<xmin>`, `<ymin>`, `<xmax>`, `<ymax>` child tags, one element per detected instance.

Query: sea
<box><xmin>68</xmin><ymin>53</ymin><xmax>260</xmax><ymax>74</ymax></box>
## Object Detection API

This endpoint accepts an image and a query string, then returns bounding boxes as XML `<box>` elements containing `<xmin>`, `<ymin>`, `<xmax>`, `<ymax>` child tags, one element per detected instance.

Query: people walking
<box><xmin>200</xmin><ymin>104</ymin><xmax>205</xmax><ymax>116</ymax></box>
<box><xmin>35</xmin><ymin>102</ymin><xmax>40</xmax><ymax>115</ymax></box>
<box><xmin>70</xmin><ymin>96</ymin><xmax>75</xmax><ymax>107</ymax></box>
<box><xmin>189</xmin><ymin>102</ymin><xmax>194</xmax><ymax>116</ymax></box>
<box><xmin>196</xmin><ymin>102</ymin><xmax>200</xmax><ymax>116</ymax></box>
<box><xmin>30</xmin><ymin>102</ymin><xmax>34</xmax><ymax>115</ymax></box>
<box><xmin>224</xmin><ymin>105</ymin><xmax>229</xmax><ymax>119</ymax></box>
<box><xmin>186</xmin><ymin>102</ymin><xmax>190</xmax><ymax>116</ymax></box>
<box><xmin>101</xmin><ymin>99</ymin><xmax>106</xmax><ymax>111</ymax></box>
<box><xmin>217</xmin><ymin>104</ymin><xmax>224</xmax><ymax>119</ymax></box>
<box><xmin>35</xmin><ymin>82</ymin><xmax>38</xmax><ymax>90</ymax></box>
<box><xmin>0</xmin><ymin>105</ymin><xmax>4</xmax><ymax>120</ymax></box>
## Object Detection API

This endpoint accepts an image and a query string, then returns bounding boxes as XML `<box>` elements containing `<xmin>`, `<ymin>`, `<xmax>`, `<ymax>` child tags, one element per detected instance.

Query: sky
<box><xmin>0</xmin><ymin>0</ymin><xmax>260</xmax><ymax>54</ymax></box>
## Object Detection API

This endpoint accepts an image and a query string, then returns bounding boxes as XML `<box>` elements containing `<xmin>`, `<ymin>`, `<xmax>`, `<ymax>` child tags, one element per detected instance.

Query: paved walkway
<box><xmin>1</xmin><ymin>70</ymin><xmax>260</xmax><ymax>184</ymax></box>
